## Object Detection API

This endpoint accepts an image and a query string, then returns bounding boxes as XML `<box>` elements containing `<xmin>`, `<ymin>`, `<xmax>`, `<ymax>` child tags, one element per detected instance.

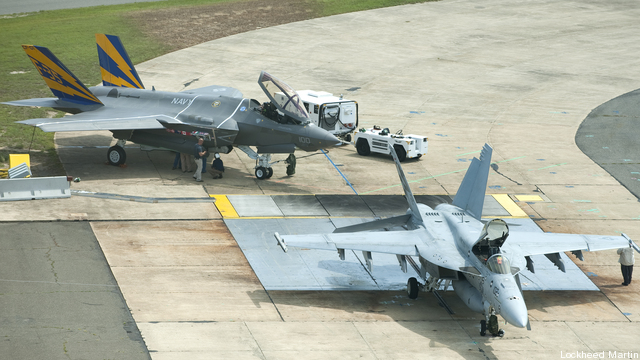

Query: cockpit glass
<box><xmin>258</xmin><ymin>71</ymin><xmax>310</xmax><ymax>123</ymax></box>
<box><xmin>486</xmin><ymin>254</ymin><xmax>511</xmax><ymax>274</ymax></box>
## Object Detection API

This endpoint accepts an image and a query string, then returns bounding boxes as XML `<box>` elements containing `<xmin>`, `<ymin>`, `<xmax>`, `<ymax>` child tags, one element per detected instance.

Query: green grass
<box><xmin>0</xmin><ymin>0</ymin><xmax>434</xmax><ymax>157</ymax></box>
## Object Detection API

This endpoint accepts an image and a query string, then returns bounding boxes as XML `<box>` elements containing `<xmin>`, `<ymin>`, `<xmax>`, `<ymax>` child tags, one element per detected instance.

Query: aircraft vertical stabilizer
<box><xmin>452</xmin><ymin>143</ymin><xmax>493</xmax><ymax>220</ymax></box>
<box><xmin>96</xmin><ymin>34</ymin><xmax>145</xmax><ymax>89</ymax></box>
<box><xmin>389</xmin><ymin>144</ymin><xmax>422</xmax><ymax>223</ymax></box>
<box><xmin>21</xmin><ymin>45</ymin><xmax>103</xmax><ymax>106</ymax></box>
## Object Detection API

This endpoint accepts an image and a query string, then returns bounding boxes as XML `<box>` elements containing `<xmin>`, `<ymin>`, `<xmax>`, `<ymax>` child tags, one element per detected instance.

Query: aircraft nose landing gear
<box><xmin>480</xmin><ymin>314</ymin><xmax>504</xmax><ymax>337</ymax></box>
<box><xmin>255</xmin><ymin>166</ymin><xmax>273</xmax><ymax>180</ymax></box>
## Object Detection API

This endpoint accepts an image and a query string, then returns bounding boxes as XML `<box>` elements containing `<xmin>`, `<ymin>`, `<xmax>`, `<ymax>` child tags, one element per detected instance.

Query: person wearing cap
<box><xmin>209</xmin><ymin>153</ymin><xmax>224</xmax><ymax>179</ymax></box>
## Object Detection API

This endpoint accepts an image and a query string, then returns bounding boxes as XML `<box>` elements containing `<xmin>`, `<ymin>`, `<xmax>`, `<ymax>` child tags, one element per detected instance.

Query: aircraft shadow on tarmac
<box><xmin>242</xmin><ymin>285</ymin><xmax>624</xmax><ymax>358</ymax></box>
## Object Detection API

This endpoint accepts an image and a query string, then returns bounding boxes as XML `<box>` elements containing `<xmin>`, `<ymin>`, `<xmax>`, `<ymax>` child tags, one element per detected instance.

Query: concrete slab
<box><xmin>91</xmin><ymin>220</ymin><xmax>281</xmax><ymax>323</ymax></box>
<box><xmin>0</xmin><ymin>222</ymin><xmax>148</xmax><ymax>359</ymax></box>
<box><xmin>228</xmin><ymin>195</ymin><xmax>283</xmax><ymax>217</ymax></box>
<box><xmin>272</xmin><ymin>195</ymin><xmax>328</xmax><ymax>216</ymax></box>
<box><xmin>316</xmin><ymin>194</ymin><xmax>375</xmax><ymax>217</ymax></box>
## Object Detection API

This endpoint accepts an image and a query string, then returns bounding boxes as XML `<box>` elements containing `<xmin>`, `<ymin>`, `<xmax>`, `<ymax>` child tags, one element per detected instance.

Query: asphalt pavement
<box><xmin>1</xmin><ymin>0</ymin><xmax>164</xmax><ymax>15</ymax></box>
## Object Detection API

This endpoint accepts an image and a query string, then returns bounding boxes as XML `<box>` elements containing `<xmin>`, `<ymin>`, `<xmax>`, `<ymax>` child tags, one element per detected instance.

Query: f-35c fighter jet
<box><xmin>275</xmin><ymin>144</ymin><xmax>640</xmax><ymax>336</ymax></box>
<box><xmin>3</xmin><ymin>34</ymin><xmax>341</xmax><ymax>179</ymax></box>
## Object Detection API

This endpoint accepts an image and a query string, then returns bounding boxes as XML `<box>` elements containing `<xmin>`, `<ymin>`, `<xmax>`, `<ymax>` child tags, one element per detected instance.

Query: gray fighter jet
<box><xmin>2</xmin><ymin>34</ymin><xmax>341</xmax><ymax>179</ymax></box>
<box><xmin>275</xmin><ymin>144</ymin><xmax>640</xmax><ymax>336</ymax></box>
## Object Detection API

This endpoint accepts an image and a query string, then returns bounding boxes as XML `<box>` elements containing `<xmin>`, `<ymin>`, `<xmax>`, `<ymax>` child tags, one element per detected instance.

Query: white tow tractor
<box><xmin>297</xmin><ymin>90</ymin><xmax>358</xmax><ymax>142</ymax></box>
<box><xmin>353</xmin><ymin>126</ymin><xmax>428</xmax><ymax>162</ymax></box>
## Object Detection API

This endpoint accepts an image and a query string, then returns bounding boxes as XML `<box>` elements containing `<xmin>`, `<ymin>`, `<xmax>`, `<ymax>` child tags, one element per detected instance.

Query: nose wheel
<box><xmin>255</xmin><ymin>166</ymin><xmax>274</xmax><ymax>180</ymax></box>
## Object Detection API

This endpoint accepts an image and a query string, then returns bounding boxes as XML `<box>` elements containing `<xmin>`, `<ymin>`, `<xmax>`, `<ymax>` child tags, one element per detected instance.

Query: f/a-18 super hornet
<box><xmin>275</xmin><ymin>144</ymin><xmax>640</xmax><ymax>336</ymax></box>
<box><xmin>2</xmin><ymin>34</ymin><xmax>341</xmax><ymax>179</ymax></box>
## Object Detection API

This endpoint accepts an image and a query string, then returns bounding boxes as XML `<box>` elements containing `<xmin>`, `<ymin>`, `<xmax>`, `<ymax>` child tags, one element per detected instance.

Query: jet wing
<box><xmin>275</xmin><ymin>229</ymin><xmax>474</xmax><ymax>273</ymax></box>
<box><xmin>505</xmin><ymin>232</ymin><xmax>639</xmax><ymax>256</ymax></box>
<box><xmin>16</xmin><ymin>110</ymin><xmax>183</xmax><ymax>132</ymax></box>
<box><xmin>276</xmin><ymin>231</ymin><xmax>420</xmax><ymax>255</ymax></box>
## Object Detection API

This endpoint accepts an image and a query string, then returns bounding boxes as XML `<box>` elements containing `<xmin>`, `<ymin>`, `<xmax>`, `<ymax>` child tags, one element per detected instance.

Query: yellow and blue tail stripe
<box><xmin>22</xmin><ymin>45</ymin><xmax>103</xmax><ymax>106</ymax></box>
<box><xmin>96</xmin><ymin>34</ymin><xmax>145</xmax><ymax>89</ymax></box>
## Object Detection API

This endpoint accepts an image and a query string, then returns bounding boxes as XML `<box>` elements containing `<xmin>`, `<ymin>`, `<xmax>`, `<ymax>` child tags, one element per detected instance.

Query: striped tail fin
<box><xmin>452</xmin><ymin>143</ymin><xmax>493</xmax><ymax>220</ymax></box>
<box><xmin>96</xmin><ymin>34</ymin><xmax>145</xmax><ymax>89</ymax></box>
<box><xmin>22</xmin><ymin>44</ymin><xmax>103</xmax><ymax>106</ymax></box>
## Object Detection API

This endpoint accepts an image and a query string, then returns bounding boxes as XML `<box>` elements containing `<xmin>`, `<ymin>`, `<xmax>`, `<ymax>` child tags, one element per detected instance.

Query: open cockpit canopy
<box><xmin>258</xmin><ymin>71</ymin><xmax>310</xmax><ymax>124</ymax></box>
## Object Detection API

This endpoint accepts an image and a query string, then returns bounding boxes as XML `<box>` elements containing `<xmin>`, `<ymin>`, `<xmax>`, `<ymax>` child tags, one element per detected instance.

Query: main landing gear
<box><xmin>107</xmin><ymin>140</ymin><xmax>127</xmax><ymax>166</ymax></box>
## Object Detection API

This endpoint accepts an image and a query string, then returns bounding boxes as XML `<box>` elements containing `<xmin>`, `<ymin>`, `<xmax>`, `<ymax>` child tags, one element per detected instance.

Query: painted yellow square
<box><xmin>515</xmin><ymin>195</ymin><xmax>544</xmax><ymax>202</ymax></box>
<box><xmin>9</xmin><ymin>154</ymin><xmax>30</xmax><ymax>168</ymax></box>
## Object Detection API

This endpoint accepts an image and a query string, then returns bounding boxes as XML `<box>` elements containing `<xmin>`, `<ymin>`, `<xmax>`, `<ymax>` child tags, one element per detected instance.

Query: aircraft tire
<box><xmin>393</xmin><ymin>144</ymin><xmax>407</xmax><ymax>162</ymax></box>
<box><xmin>107</xmin><ymin>146</ymin><xmax>126</xmax><ymax>166</ymax></box>
<box><xmin>266</xmin><ymin>167</ymin><xmax>273</xmax><ymax>179</ymax></box>
<box><xmin>480</xmin><ymin>320</ymin><xmax>487</xmax><ymax>336</ymax></box>
<box><xmin>356</xmin><ymin>138</ymin><xmax>370</xmax><ymax>156</ymax></box>
<box><xmin>255</xmin><ymin>166</ymin><xmax>267</xmax><ymax>180</ymax></box>
<box><xmin>407</xmin><ymin>277</ymin><xmax>419</xmax><ymax>299</ymax></box>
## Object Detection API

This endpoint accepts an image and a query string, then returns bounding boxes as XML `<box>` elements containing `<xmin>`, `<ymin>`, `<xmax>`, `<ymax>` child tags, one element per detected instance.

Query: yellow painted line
<box><xmin>210</xmin><ymin>195</ymin><xmax>239</xmax><ymax>218</ymax></box>
<box><xmin>491</xmin><ymin>194</ymin><xmax>529</xmax><ymax>218</ymax></box>
<box><xmin>515</xmin><ymin>195</ymin><xmax>544</xmax><ymax>202</ymax></box>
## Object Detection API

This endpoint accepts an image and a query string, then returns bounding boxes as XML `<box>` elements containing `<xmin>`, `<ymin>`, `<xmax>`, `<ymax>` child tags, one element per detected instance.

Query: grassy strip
<box><xmin>0</xmin><ymin>0</ymin><xmax>433</xmax><ymax>167</ymax></box>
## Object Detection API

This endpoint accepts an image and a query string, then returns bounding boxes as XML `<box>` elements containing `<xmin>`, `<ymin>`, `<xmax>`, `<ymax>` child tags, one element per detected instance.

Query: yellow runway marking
<box><xmin>491</xmin><ymin>194</ymin><xmax>529</xmax><ymax>218</ymax></box>
<box><xmin>210</xmin><ymin>195</ymin><xmax>239</xmax><ymax>218</ymax></box>
<box><xmin>515</xmin><ymin>195</ymin><xmax>544</xmax><ymax>202</ymax></box>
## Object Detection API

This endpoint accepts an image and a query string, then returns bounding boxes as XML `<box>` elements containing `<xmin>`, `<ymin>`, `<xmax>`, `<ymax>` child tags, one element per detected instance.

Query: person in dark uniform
<box><xmin>193</xmin><ymin>137</ymin><xmax>207</xmax><ymax>182</ymax></box>
<box><xmin>209</xmin><ymin>153</ymin><xmax>224</xmax><ymax>179</ymax></box>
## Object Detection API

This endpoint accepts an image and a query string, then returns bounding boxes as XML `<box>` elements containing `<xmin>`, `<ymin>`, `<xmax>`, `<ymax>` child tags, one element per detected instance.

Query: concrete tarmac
<box><xmin>2</xmin><ymin>0</ymin><xmax>640</xmax><ymax>359</ymax></box>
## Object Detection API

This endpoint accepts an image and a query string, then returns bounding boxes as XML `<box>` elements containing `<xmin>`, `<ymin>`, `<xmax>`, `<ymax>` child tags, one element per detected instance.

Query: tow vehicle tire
<box><xmin>266</xmin><ymin>167</ymin><xmax>273</xmax><ymax>179</ymax></box>
<box><xmin>107</xmin><ymin>146</ymin><xmax>126</xmax><ymax>166</ymax></box>
<box><xmin>255</xmin><ymin>167</ymin><xmax>267</xmax><ymax>180</ymax></box>
<box><xmin>407</xmin><ymin>277</ymin><xmax>419</xmax><ymax>299</ymax></box>
<box><xmin>393</xmin><ymin>144</ymin><xmax>407</xmax><ymax>162</ymax></box>
<box><xmin>480</xmin><ymin>320</ymin><xmax>487</xmax><ymax>336</ymax></box>
<box><xmin>356</xmin><ymin>138</ymin><xmax>370</xmax><ymax>156</ymax></box>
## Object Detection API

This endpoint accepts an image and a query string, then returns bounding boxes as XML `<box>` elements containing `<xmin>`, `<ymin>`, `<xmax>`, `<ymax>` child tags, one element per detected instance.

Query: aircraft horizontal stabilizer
<box><xmin>2</xmin><ymin>98</ymin><xmax>60</xmax><ymax>108</ymax></box>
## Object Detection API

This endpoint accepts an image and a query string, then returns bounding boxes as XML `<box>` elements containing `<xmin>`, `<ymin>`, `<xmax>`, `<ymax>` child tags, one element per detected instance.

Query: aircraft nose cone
<box><xmin>307</xmin><ymin>127</ymin><xmax>342</xmax><ymax>148</ymax></box>
<box><xmin>500</xmin><ymin>298</ymin><xmax>529</xmax><ymax>328</ymax></box>
<box><xmin>322</xmin><ymin>132</ymin><xmax>342</xmax><ymax>147</ymax></box>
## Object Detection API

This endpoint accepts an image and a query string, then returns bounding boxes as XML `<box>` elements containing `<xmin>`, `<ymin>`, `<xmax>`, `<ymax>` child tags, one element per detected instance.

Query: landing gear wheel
<box><xmin>266</xmin><ymin>167</ymin><xmax>273</xmax><ymax>179</ymax></box>
<box><xmin>255</xmin><ymin>167</ymin><xmax>267</xmax><ymax>180</ymax></box>
<box><xmin>107</xmin><ymin>146</ymin><xmax>126</xmax><ymax>166</ymax></box>
<box><xmin>480</xmin><ymin>320</ymin><xmax>487</xmax><ymax>336</ymax></box>
<box><xmin>344</xmin><ymin>134</ymin><xmax>352</xmax><ymax>143</ymax></box>
<box><xmin>498</xmin><ymin>329</ymin><xmax>504</xmax><ymax>337</ymax></box>
<box><xmin>407</xmin><ymin>277</ymin><xmax>419</xmax><ymax>300</ymax></box>
<box><xmin>393</xmin><ymin>144</ymin><xmax>407</xmax><ymax>162</ymax></box>
<box><xmin>356</xmin><ymin>138</ymin><xmax>370</xmax><ymax>156</ymax></box>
